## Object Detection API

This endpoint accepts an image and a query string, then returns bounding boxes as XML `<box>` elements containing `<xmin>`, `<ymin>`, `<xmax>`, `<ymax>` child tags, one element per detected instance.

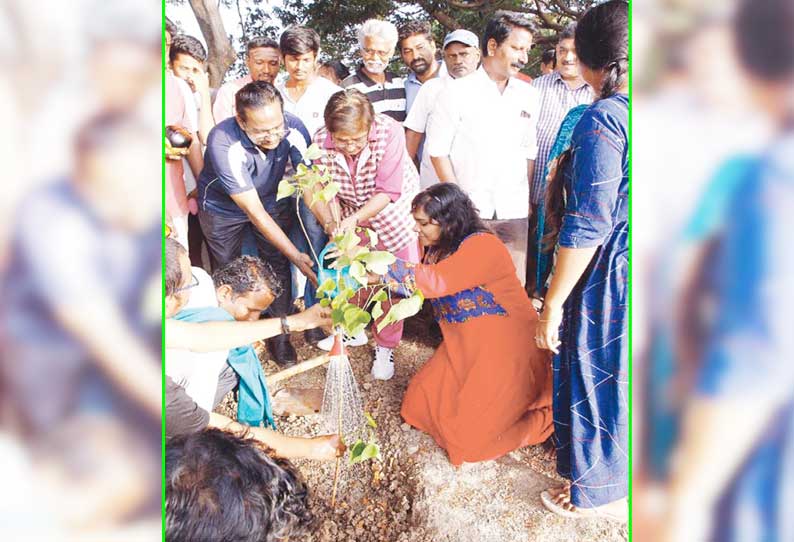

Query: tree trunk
<box><xmin>188</xmin><ymin>0</ymin><xmax>237</xmax><ymax>88</ymax></box>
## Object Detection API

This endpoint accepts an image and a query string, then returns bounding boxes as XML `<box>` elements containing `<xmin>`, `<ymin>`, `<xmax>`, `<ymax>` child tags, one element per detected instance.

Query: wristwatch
<box><xmin>280</xmin><ymin>316</ymin><xmax>290</xmax><ymax>335</ymax></box>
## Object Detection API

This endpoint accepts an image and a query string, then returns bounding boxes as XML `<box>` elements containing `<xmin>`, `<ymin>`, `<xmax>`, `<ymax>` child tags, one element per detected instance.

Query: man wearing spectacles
<box><xmin>341</xmin><ymin>19</ymin><xmax>407</xmax><ymax>122</ymax></box>
<box><xmin>196</xmin><ymin>81</ymin><xmax>316</xmax><ymax>366</ymax></box>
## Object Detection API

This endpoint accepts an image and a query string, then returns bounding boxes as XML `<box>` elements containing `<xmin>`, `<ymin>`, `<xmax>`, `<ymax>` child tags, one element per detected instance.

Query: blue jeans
<box><xmin>288</xmin><ymin>197</ymin><xmax>327</xmax><ymax>308</ymax></box>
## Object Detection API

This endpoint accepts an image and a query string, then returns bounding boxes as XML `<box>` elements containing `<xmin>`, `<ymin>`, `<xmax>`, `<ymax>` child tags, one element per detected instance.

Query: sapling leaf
<box><xmin>364</xmin><ymin>412</ymin><xmax>378</xmax><ymax>428</ymax></box>
<box><xmin>329</xmin><ymin>254</ymin><xmax>351</xmax><ymax>269</ymax></box>
<box><xmin>349</xmin><ymin>261</ymin><xmax>366</xmax><ymax>286</ymax></box>
<box><xmin>361</xmin><ymin>443</ymin><xmax>380</xmax><ymax>461</ymax></box>
<box><xmin>361</xmin><ymin>251</ymin><xmax>396</xmax><ymax>275</ymax></box>
<box><xmin>366</xmin><ymin>228</ymin><xmax>379</xmax><ymax>247</ymax></box>
<box><xmin>319</xmin><ymin>297</ymin><xmax>331</xmax><ymax>307</ymax></box>
<box><xmin>331</xmin><ymin>307</ymin><xmax>346</xmax><ymax>325</ymax></box>
<box><xmin>331</xmin><ymin>294</ymin><xmax>346</xmax><ymax>310</ymax></box>
<box><xmin>372</xmin><ymin>289</ymin><xmax>388</xmax><ymax>302</ymax></box>
<box><xmin>350</xmin><ymin>246</ymin><xmax>369</xmax><ymax>260</ymax></box>
<box><xmin>304</xmin><ymin>143</ymin><xmax>323</xmax><ymax>161</ymax></box>
<box><xmin>348</xmin><ymin>321</ymin><xmax>368</xmax><ymax>337</ymax></box>
<box><xmin>316</xmin><ymin>278</ymin><xmax>336</xmax><ymax>297</ymax></box>
<box><xmin>349</xmin><ymin>440</ymin><xmax>367</xmax><ymax>464</ymax></box>
<box><xmin>371</xmin><ymin>300</ymin><xmax>384</xmax><ymax>321</ymax></box>
<box><xmin>336</xmin><ymin>229</ymin><xmax>360</xmax><ymax>251</ymax></box>
<box><xmin>319</xmin><ymin>182</ymin><xmax>340</xmax><ymax>203</ymax></box>
<box><xmin>343</xmin><ymin>306</ymin><xmax>362</xmax><ymax>327</ymax></box>
<box><xmin>377</xmin><ymin>290</ymin><xmax>424</xmax><ymax>332</ymax></box>
<box><xmin>276</xmin><ymin>180</ymin><xmax>296</xmax><ymax>200</ymax></box>
<box><xmin>296</xmin><ymin>162</ymin><xmax>308</xmax><ymax>176</ymax></box>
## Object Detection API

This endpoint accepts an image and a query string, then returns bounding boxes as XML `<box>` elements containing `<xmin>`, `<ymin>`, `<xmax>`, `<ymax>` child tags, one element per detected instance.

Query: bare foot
<box><xmin>303</xmin><ymin>434</ymin><xmax>346</xmax><ymax>461</ymax></box>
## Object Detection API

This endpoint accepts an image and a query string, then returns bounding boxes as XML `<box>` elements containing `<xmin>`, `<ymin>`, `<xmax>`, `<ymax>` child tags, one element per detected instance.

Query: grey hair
<box><xmin>357</xmin><ymin>19</ymin><xmax>399</xmax><ymax>49</ymax></box>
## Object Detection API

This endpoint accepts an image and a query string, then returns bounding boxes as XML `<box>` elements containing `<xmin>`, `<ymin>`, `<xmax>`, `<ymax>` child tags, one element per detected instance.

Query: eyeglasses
<box><xmin>242</xmin><ymin>120</ymin><xmax>287</xmax><ymax>140</ymax></box>
<box><xmin>176</xmin><ymin>273</ymin><xmax>199</xmax><ymax>293</ymax></box>
<box><xmin>362</xmin><ymin>47</ymin><xmax>392</xmax><ymax>59</ymax></box>
<box><xmin>331</xmin><ymin>132</ymin><xmax>369</xmax><ymax>149</ymax></box>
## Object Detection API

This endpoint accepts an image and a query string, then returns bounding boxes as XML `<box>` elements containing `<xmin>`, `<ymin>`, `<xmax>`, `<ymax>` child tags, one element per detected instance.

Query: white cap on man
<box><xmin>442</xmin><ymin>29</ymin><xmax>479</xmax><ymax>49</ymax></box>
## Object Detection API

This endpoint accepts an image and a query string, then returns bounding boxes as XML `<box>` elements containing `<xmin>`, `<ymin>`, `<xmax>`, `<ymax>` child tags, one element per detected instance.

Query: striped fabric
<box><xmin>530</xmin><ymin>72</ymin><xmax>593</xmax><ymax>205</ymax></box>
<box><xmin>341</xmin><ymin>65</ymin><xmax>406</xmax><ymax>122</ymax></box>
<box><xmin>313</xmin><ymin>114</ymin><xmax>419</xmax><ymax>252</ymax></box>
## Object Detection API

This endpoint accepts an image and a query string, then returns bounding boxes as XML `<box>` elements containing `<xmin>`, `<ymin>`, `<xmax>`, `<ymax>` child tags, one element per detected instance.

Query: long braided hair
<box><xmin>542</xmin><ymin>0</ymin><xmax>628</xmax><ymax>250</ymax></box>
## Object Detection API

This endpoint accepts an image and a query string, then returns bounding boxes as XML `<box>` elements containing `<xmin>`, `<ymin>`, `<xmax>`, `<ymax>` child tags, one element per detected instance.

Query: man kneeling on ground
<box><xmin>165</xmin><ymin>238</ymin><xmax>342</xmax><ymax>460</ymax></box>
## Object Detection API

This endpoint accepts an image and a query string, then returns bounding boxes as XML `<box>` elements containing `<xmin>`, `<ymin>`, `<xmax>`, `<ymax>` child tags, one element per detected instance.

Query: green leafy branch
<box><xmin>277</xmin><ymin>144</ymin><xmax>424</xmax><ymax>338</ymax></box>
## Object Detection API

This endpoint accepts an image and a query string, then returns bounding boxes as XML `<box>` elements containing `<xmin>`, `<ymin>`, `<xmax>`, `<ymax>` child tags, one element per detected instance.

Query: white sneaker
<box><xmin>371</xmin><ymin>346</ymin><xmax>395</xmax><ymax>380</ymax></box>
<box><xmin>317</xmin><ymin>330</ymin><xmax>369</xmax><ymax>351</ymax></box>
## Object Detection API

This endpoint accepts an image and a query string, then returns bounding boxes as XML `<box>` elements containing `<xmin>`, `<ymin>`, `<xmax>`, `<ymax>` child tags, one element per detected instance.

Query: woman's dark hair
<box><xmin>165</xmin><ymin>429</ymin><xmax>313</xmax><ymax>542</ymax></box>
<box><xmin>320</xmin><ymin>60</ymin><xmax>350</xmax><ymax>81</ymax></box>
<box><xmin>541</xmin><ymin>150</ymin><xmax>574</xmax><ymax>252</ymax></box>
<box><xmin>541</xmin><ymin>48</ymin><xmax>556</xmax><ymax>67</ymax></box>
<box><xmin>575</xmin><ymin>0</ymin><xmax>628</xmax><ymax>99</ymax></box>
<box><xmin>212</xmin><ymin>255</ymin><xmax>283</xmax><ymax>299</ymax></box>
<box><xmin>279</xmin><ymin>26</ymin><xmax>321</xmax><ymax>57</ymax></box>
<box><xmin>324</xmin><ymin>89</ymin><xmax>374</xmax><ymax>134</ymax></box>
<box><xmin>169</xmin><ymin>34</ymin><xmax>207</xmax><ymax>64</ymax></box>
<box><xmin>165</xmin><ymin>238</ymin><xmax>188</xmax><ymax>297</ymax></box>
<box><xmin>235</xmin><ymin>80</ymin><xmax>284</xmax><ymax>122</ymax></box>
<box><xmin>482</xmin><ymin>11</ymin><xmax>534</xmax><ymax>57</ymax></box>
<box><xmin>411</xmin><ymin>183</ymin><xmax>490</xmax><ymax>262</ymax></box>
<box><xmin>734</xmin><ymin>0</ymin><xmax>794</xmax><ymax>82</ymax></box>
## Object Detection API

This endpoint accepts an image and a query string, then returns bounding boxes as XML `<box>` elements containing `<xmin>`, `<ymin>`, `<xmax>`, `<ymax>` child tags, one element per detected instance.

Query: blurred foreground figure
<box><xmin>638</xmin><ymin>0</ymin><xmax>794</xmax><ymax>540</ymax></box>
<box><xmin>166</xmin><ymin>429</ymin><xmax>313</xmax><ymax>542</ymax></box>
<box><xmin>0</xmin><ymin>112</ymin><xmax>161</xmax><ymax>536</ymax></box>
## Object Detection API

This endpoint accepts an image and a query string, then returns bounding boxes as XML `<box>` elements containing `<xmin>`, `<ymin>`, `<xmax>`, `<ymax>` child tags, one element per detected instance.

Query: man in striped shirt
<box><xmin>526</xmin><ymin>23</ymin><xmax>593</xmax><ymax>293</ymax></box>
<box><xmin>341</xmin><ymin>19</ymin><xmax>406</xmax><ymax>122</ymax></box>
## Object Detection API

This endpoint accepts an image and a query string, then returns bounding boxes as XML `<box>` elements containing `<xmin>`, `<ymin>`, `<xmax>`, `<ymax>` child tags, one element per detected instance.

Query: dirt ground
<box><xmin>220</xmin><ymin>312</ymin><xmax>628</xmax><ymax>542</ymax></box>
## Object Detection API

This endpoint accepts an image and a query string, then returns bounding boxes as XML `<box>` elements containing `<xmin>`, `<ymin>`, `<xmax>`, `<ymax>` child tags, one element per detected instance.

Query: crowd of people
<box><xmin>165</xmin><ymin>1</ymin><xmax>628</xmax><ymax>539</ymax></box>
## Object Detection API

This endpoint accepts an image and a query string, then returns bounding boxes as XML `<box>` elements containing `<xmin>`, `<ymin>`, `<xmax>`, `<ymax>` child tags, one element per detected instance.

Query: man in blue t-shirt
<box><xmin>197</xmin><ymin>81</ymin><xmax>317</xmax><ymax>365</ymax></box>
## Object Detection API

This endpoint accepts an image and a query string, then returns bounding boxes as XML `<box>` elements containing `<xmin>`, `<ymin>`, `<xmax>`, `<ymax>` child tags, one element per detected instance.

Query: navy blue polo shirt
<box><xmin>198</xmin><ymin>113</ymin><xmax>311</xmax><ymax>219</ymax></box>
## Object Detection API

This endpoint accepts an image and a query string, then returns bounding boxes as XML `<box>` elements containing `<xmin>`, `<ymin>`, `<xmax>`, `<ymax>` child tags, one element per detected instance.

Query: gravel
<box><xmin>218</xmin><ymin>312</ymin><xmax>628</xmax><ymax>542</ymax></box>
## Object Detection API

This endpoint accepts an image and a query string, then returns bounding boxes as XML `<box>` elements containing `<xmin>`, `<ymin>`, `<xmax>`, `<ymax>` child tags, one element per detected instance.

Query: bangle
<box><xmin>280</xmin><ymin>316</ymin><xmax>290</xmax><ymax>335</ymax></box>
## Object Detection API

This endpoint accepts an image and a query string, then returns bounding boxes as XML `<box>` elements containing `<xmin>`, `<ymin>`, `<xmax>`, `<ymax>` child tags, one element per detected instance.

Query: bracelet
<box><xmin>280</xmin><ymin>316</ymin><xmax>290</xmax><ymax>335</ymax></box>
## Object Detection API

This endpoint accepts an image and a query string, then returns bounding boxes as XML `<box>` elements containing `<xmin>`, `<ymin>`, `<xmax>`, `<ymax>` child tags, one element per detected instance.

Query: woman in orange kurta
<box><xmin>386</xmin><ymin>183</ymin><xmax>553</xmax><ymax>465</ymax></box>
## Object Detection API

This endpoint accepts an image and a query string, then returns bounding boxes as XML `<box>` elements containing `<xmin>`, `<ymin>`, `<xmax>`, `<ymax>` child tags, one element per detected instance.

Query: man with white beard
<box><xmin>341</xmin><ymin>19</ymin><xmax>406</xmax><ymax>122</ymax></box>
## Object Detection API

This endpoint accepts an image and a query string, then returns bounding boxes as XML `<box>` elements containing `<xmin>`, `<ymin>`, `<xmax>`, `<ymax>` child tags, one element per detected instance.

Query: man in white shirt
<box><xmin>426</xmin><ymin>12</ymin><xmax>539</xmax><ymax>283</ymax></box>
<box><xmin>275</xmin><ymin>25</ymin><xmax>341</xmax><ymax>343</ymax></box>
<box><xmin>212</xmin><ymin>37</ymin><xmax>282</xmax><ymax>123</ymax></box>
<box><xmin>404</xmin><ymin>29</ymin><xmax>481</xmax><ymax>188</ymax></box>
<box><xmin>276</xmin><ymin>26</ymin><xmax>342</xmax><ymax>139</ymax></box>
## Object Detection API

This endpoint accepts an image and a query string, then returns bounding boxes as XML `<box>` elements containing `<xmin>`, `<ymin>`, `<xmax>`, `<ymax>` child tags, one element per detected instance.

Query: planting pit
<box><xmin>219</xmin><ymin>312</ymin><xmax>628</xmax><ymax>542</ymax></box>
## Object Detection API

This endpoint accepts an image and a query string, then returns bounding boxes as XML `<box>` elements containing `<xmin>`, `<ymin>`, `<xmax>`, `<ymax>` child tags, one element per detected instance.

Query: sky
<box><xmin>167</xmin><ymin>0</ymin><xmax>283</xmax><ymax>52</ymax></box>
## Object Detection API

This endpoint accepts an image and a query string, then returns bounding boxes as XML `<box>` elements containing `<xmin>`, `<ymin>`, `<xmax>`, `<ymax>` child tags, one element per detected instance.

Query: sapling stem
<box><xmin>295</xmin><ymin>194</ymin><xmax>320</xmax><ymax>267</ymax></box>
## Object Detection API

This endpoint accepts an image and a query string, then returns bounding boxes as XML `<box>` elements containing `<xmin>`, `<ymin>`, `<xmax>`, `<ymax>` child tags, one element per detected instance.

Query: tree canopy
<box><xmin>167</xmin><ymin>0</ymin><xmax>598</xmax><ymax>85</ymax></box>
